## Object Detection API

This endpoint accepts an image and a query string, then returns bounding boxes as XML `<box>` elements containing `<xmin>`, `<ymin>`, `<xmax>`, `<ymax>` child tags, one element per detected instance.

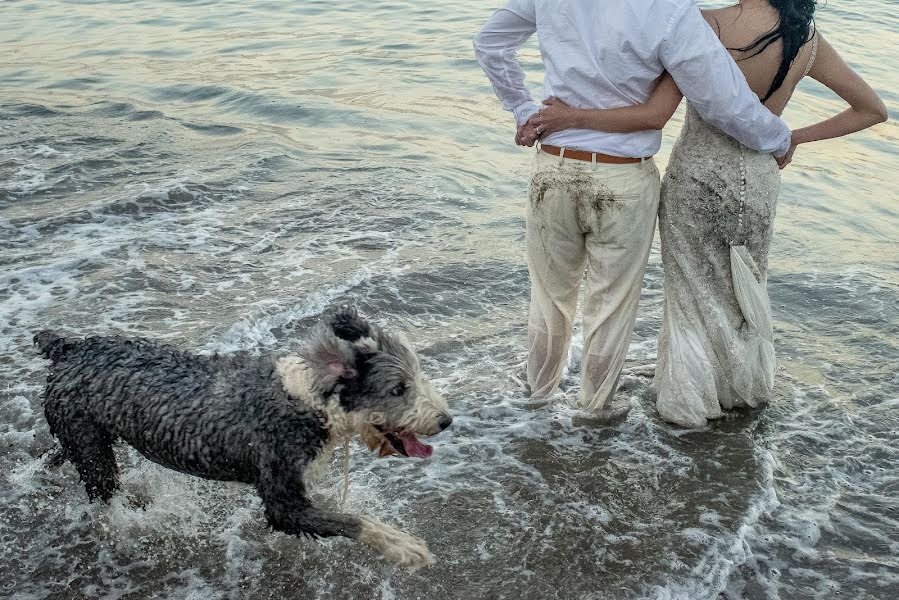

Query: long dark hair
<box><xmin>731</xmin><ymin>0</ymin><xmax>817</xmax><ymax>102</ymax></box>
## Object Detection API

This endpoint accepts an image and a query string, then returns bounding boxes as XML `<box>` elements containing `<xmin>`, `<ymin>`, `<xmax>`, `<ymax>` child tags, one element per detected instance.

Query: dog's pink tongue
<box><xmin>398</xmin><ymin>432</ymin><xmax>433</xmax><ymax>458</ymax></box>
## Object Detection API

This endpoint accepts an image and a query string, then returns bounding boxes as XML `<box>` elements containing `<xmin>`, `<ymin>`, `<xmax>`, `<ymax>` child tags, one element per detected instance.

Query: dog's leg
<box><xmin>49</xmin><ymin>412</ymin><xmax>119</xmax><ymax>502</ymax></box>
<box><xmin>355</xmin><ymin>515</ymin><xmax>435</xmax><ymax>569</ymax></box>
<box><xmin>71</xmin><ymin>428</ymin><xmax>119</xmax><ymax>502</ymax></box>
<box><xmin>258</xmin><ymin>466</ymin><xmax>433</xmax><ymax>569</ymax></box>
<box><xmin>263</xmin><ymin>498</ymin><xmax>433</xmax><ymax>568</ymax></box>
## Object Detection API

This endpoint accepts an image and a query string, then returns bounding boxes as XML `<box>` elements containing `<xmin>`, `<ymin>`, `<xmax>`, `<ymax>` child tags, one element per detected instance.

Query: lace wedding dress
<box><xmin>654</xmin><ymin>102</ymin><xmax>781</xmax><ymax>427</ymax></box>
<box><xmin>654</xmin><ymin>33</ymin><xmax>818</xmax><ymax>428</ymax></box>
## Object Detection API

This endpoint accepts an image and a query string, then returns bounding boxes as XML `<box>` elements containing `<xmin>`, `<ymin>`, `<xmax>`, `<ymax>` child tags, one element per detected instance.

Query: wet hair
<box><xmin>730</xmin><ymin>0</ymin><xmax>817</xmax><ymax>102</ymax></box>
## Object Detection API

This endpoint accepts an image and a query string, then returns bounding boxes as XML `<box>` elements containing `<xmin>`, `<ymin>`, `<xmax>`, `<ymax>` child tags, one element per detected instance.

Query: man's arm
<box><xmin>473</xmin><ymin>1</ymin><xmax>540</xmax><ymax>127</ymax></box>
<box><xmin>660</xmin><ymin>2</ymin><xmax>791</xmax><ymax>156</ymax></box>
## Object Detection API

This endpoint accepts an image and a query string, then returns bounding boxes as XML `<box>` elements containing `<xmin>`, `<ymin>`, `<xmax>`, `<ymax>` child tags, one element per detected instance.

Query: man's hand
<box><xmin>515</xmin><ymin>117</ymin><xmax>540</xmax><ymax>147</ymax></box>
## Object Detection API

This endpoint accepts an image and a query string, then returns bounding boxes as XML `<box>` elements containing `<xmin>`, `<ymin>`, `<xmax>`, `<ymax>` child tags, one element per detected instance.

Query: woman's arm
<box><xmin>531</xmin><ymin>73</ymin><xmax>683</xmax><ymax>139</ymax></box>
<box><xmin>791</xmin><ymin>34</ymin><xmax>888</xmax><ymax>147</ymax></box>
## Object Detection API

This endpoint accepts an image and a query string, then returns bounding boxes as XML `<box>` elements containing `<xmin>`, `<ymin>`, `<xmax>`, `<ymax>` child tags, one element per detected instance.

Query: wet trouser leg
<box><xmin>526</xmin><ymin>151</ymin><xmax>660</xmax><ymax>407</ymax></box>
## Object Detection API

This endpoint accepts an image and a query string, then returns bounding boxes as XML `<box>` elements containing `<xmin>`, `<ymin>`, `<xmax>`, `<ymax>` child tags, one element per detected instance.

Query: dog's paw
<box><xmin>382</xmin><ymin>531</ymin><xmax>434</xmax><ymax>570</ymax></box>
<box><xmin>358</xmin><ymin>518</ymin><xmax>435</xmax><ymax>569</ymax></box>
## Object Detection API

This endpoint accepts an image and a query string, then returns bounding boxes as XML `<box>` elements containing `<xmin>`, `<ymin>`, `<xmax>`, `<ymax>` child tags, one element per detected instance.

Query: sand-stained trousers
<box><xmin>526</xmin><ymin>149</ymin><xmax>660</xmax><ymax>410</ymax></box>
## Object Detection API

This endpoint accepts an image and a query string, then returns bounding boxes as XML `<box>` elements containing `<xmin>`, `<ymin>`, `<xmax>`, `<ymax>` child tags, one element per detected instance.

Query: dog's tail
<box><xmin>34</xmin><ymin>330</ymin><xmax>73</xmax><ymax>362</ymax></box>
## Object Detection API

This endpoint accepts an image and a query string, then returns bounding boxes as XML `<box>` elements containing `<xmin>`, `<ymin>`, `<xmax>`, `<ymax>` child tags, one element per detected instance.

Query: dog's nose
<box><xmin>437</xmin><ymin>414</ymin><xmax>453</xmax><ymax>431</ymax></box>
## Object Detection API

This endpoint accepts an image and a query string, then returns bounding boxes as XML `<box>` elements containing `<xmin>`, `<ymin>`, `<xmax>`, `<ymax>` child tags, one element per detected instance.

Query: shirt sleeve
<box><xmin>660</xmin><ymin>2</ymin><xmax>791</xmax><ymax>156</ymax></box>
<box><xmin>473</xmin><ymin>1</ymin><xmax>540</xmax><ymax>127</ymax></box>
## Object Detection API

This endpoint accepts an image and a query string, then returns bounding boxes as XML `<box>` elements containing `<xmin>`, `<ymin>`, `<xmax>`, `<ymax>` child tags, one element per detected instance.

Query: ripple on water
<box><xmin>151</xmin><ymin>83</ymin><xmax>232</xmax><ymax>103</ymax></box>
<box><xmin>0</xmin><ymin>0</ymin><xmax>896</xmax><ymax>597</ymax></box>
<box><xmin>179</xmin><ymin>121</ymin><xmax>245</xmax><ymax>136</ymax></box>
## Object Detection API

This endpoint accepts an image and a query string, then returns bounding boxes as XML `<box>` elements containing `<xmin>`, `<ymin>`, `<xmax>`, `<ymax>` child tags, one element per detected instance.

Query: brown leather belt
<box><xmin>539</xmin><ymin>144</ymin><xmax>649</xmax><ymax>164</ymax></box>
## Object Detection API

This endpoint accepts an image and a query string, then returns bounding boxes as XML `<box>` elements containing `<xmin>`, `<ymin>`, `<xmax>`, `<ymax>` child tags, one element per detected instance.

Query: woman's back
<box><xmin>703</xmin><ymin>2</ymin><xmax>816</xmax><ymax>116</ymax></box>
<box><xmin>530</xmin><ymin>0</ymin><xmax>886</xmax><ymax>167</ymax></box>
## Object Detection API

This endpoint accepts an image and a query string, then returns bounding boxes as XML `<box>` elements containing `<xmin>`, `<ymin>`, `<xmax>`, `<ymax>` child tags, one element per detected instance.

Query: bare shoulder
<box><xmin>803</xmin><ymin>29</ymin><xmax>884</xmax><ymax>117</ymax></box>
<box><xmin>700</xmin><ymin>7</ymin><xmax>724</xmax><ymax>37</ymax></box>
<box><xmin>700</xmin><ymin>7</ymin><xmax>726</xmax><ymax>20</ymax></box>
<box><xmin>807</xmin><ymin>32</ymin><xmax>842</xmax><ymax>82</ymax></box>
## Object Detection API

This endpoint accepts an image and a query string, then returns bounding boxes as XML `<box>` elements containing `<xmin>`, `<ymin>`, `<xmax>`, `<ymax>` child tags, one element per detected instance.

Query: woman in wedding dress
<box><xmin>528</xmin><ymin>0</ymin><xmax>887</xmax><ymax>427</ymax></box>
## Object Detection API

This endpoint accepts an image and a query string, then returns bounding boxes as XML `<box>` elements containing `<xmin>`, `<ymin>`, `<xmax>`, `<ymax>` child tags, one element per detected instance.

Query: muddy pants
<box><xmin>526</xmin><ymin>149</ymin><xmax>660</xmax><ymax>410</ymax></box>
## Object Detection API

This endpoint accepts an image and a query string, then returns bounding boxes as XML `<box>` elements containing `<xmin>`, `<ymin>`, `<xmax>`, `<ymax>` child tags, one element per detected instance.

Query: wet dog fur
<box><xmin>34</xmin><ymin>306</ymin><xmax>451</xmax><ymax>568</ymax></box>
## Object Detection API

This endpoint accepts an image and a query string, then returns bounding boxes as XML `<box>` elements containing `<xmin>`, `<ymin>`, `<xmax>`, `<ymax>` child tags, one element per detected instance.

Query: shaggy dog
<box><xmin>34</xmin><ymin>306</ymin><xmax>451</xmax><ymax>568</ymax></box>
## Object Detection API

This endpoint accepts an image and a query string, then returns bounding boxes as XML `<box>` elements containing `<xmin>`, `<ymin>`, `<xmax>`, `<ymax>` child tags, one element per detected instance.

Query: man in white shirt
<box><xmin>473</xmin><ymin>0</ymin><xmax>791</xmax><ymax>412</ymax></box>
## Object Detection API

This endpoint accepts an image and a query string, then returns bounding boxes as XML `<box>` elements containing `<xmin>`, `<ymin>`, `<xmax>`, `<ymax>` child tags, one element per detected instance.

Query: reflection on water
<box><xmin>1</xmin><ymin>1</ymin><xmax>896</xmax><ymax>599</ymax></box>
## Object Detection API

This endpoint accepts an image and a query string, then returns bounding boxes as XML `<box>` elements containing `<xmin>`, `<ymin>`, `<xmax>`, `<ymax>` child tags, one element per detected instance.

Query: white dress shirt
<box><xmin>473</xmin><ymin>0</ymin><xmax>791</xmax><ymax>157</ymax></box>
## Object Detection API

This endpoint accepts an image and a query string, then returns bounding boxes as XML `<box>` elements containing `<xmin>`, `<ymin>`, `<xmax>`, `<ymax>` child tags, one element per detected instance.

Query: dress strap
<box><xmin>802</xmin><ymin>31</ymin><xmax>819</xmax><ymax>78</ymax></box>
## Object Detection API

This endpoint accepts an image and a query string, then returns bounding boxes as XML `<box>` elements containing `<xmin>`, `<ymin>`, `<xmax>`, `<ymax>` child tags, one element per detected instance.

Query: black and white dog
<box><xmin>34</xmin><ymin>306</ymin><xmax>451</xmax><ymax>568</ymax></box>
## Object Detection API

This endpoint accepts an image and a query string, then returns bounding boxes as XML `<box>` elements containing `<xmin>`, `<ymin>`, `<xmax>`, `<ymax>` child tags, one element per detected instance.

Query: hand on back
<box><xmin>515</xmin><ymin>98</ymin><xmax>576</xmax><ymax>147</ymax></box>
<box><xmin>530</xmin><ymin>98</ymin><xmax>576</xmax><ymax>140</ymax></box>
<box><xmin>515</xmin><ymin>118</ymin><xmax>540</xmax><ymax>147</ymax></box>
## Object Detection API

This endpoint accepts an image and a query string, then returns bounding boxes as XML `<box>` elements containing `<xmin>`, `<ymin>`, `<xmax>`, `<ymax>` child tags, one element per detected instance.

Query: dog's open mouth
<box><xmin>365</xmin><ymin>426</ymin><xmax>433</xmax><ymax>458</ymax></box>
<box><xmin>382</xmin><ymin>430</ymin><xmax>433</xmax><ymax>458</ymax></box>
<box><xmin>358</xmin><ymin>424</ymin><xmax>435</xmax><ymax>458</ymax></box>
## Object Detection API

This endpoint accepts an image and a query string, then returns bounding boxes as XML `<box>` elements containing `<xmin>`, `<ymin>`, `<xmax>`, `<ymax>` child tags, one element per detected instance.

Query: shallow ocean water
<box><xmin>1</xmin><ymin>1</ymin><xmax>897</xmax><ymax>599</ymax></box>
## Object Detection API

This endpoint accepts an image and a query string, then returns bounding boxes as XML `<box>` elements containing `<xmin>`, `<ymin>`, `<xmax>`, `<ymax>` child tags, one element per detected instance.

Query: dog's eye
<box><xmin>390</xmin><ymin>383</ymin><xmax>406</xmax><ymax>397</ymax></box>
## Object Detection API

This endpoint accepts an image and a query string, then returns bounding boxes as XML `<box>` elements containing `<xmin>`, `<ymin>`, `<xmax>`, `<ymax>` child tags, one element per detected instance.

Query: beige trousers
<box><xmin>526</xmin><ymin>149</ymin><xmax>660</xmax><ymax>410</ymax></box>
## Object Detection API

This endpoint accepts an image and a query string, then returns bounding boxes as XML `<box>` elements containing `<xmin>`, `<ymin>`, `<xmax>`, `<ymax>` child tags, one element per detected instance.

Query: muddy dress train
<box><xmin>654</xmin><ymin>102</ymin><xmax>781</xmax><ymax>428</ymax></box>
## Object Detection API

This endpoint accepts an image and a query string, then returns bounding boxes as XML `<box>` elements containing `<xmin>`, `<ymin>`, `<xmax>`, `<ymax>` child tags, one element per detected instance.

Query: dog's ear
<box><xmin>328</xmin><ymin>305</ymin><xmax>371</xmax><ymax>342</ymax></box>
<box><xmin>301</xmin><ymin>324</ymin><xmax>358</xmax><ymax>390</ymax></box>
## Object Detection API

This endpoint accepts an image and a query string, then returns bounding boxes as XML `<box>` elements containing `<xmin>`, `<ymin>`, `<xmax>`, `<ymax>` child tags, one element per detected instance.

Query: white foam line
<box><xmin>651</xmin><ymin>445</ymin><xmax>780</xmax><ymax>600</ymax></box>
<box><xmin>31</xmin><ymin>145</ymin><xmax>60</xmax><ymax>158</ymax></box>
<box><xmin>2</xmin><ymin>163</ymin><xmax>46</xmax><ymax>193</ymax></box>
